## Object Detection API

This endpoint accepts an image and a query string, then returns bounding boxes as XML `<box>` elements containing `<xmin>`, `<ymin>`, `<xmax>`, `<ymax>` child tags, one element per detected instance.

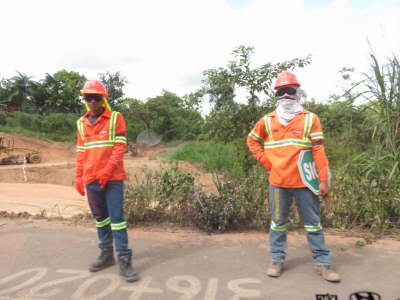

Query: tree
<box><xmin>1</xmin><ymin>72</ymin><xmax>33</xmax><ymax>110</ymax></box>
<box><xmin>228</xmin><ymin>46</ymin><xmax>311</xmax><ymax>106</ymax></box>
<box><xmin>41</xmin><ymin>70</ymin><xmax>86</xmax><ymax>113</ymax></box>
<box><xmin>98</xmin><ymin>71</ymin><xmax>128</xmax><ymax>107</ymax></box>
<box><xmin>195</xmin><ymin>45</ymin><xmax>312</xmax><ymax>141</ymax></box>
<box><xmin>124</xmin><ymin>91</ymin><xmax>204</xmax><ymax>141</ymax></box>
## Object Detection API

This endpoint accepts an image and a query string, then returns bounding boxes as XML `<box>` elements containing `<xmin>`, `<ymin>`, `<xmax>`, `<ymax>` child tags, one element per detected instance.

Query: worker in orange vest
<box><xmin>75</xmin><ymin>80</ymin><xmax>138</xmax><ymax>282</ymax></box>
<box><xmin>247</xmin><ymin>71</ymin><xmax>340</xmax><ymax>282</ymax></box>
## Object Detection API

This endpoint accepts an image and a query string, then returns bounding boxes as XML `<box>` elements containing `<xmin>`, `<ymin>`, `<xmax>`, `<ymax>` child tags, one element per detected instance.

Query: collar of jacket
<box><xmin>268</xmin><ymin>109</ymin><xmax>309</xmax><ymax>117</ymax></box>
<box><xmin>83</xmin><ymin>109</ymin><xmax>112</xmax><ymax>121</ymax></box>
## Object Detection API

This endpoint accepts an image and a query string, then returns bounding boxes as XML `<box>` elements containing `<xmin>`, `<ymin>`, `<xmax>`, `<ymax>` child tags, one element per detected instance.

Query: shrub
<box><xmin>0</xmin><ymin>111</ymin><xmax>8</xmax><ymax>125</ymax></box>
<box><xmin>124</xmin><ymin>163</ymin><xmax>270</xmax><ymax>232</ymax></box>
<box><xmin>124</xmin><ymin>164</ymin><xmax>195</xmax><ymax>223</ymax></box>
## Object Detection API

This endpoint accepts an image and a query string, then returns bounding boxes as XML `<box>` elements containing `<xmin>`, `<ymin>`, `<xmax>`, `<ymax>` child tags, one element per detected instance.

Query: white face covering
<box><xmin>275</xmin><ymin>88</ymin><xmax>303</xmax><ymax>126</ymax></box>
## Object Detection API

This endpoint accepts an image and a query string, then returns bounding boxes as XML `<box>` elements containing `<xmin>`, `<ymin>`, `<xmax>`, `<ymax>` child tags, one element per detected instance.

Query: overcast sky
<box><xmin>1</xmin><ymin>0</ymin><xmax>399</xmax><ymax>105</ymax></box>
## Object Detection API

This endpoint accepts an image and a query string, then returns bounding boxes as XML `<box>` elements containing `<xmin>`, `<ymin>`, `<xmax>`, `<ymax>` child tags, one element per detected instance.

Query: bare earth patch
<box><xmin>0</xmin><ymin>133</ymin><xmax>217</xmax><ymax>217</ymax></box>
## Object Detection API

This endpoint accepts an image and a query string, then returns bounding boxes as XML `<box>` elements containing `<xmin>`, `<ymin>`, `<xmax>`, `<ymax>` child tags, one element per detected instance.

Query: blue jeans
<box><xmin>86</xmin><ymin>180</ymin><xmax>132</xmax><ymax>257</ymax></box>
<box><xmin>268</xmin><ymin>184</ymin><xmax>331</xmax><ymax>265</ymax></box>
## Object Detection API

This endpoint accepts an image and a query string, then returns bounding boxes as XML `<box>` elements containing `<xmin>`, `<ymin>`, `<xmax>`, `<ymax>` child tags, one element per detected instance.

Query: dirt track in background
<box><xmin>0</xmin><ymin>132</ymin><xmax>217</xmax><ymax>217</ymax></box>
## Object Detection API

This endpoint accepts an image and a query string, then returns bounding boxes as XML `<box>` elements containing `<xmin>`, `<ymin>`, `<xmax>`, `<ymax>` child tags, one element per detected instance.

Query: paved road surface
<box><xmin>0</xmin><ymin>219</ymin><xmax>399</xmax><ymax>300</ymax></box>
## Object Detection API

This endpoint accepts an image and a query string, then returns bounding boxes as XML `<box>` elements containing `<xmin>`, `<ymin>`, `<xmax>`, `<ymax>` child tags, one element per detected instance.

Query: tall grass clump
<box><xmin>324</xmin><ymin>52</ymin><xmax>400</xmax><ymax>233</ymax></box>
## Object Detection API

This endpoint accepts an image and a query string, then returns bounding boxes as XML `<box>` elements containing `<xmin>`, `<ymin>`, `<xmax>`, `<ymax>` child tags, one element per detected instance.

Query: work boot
<box><xmin>88</xmin><ymin>248</ymin><xmax>115</xmax><ymax>272</ymax></box>
<box><xmin>119</xmin><ymin>255</ymin><xmax>139</xmax><ymax>282</ymax></box>
<box><xmin>266</xmin><ymin>262</ymin><xmax>284</xmax><ymax>277</ymax></box>
<box><xmin>314</xmin><ymin>265</ymin><xmax>341</xmax><ymax>282</ymax></box>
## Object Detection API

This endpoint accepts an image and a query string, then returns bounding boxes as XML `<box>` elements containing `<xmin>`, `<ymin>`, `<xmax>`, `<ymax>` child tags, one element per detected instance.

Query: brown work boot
<box><xmin>266</xmin><ymin>262</ymin><xmax>283</xmax><ymax>277</ymax></box>
<box><xmin>315</xmin><ymin>265</ymin><xmax>341</xmax><ymax>282</ymax></box>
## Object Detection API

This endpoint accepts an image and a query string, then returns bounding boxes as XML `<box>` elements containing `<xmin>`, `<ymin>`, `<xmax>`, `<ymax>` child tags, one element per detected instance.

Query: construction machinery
<box><xmin>0</xmin><ymin>136</ymin><xmax>42</xmax><ymax>164</ymax></box>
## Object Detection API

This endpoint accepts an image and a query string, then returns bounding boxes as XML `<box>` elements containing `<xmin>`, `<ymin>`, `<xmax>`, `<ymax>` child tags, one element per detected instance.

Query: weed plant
<box><xmin>124</xmin><ymin>163</ymin><xmax>270</xmax><ymax>232</ymax></box>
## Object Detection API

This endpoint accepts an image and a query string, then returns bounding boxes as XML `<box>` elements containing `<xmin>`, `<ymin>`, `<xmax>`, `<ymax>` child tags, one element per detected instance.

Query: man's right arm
<box><xmin>75</xmin><ymin>126</ymin><xmax>85</xmax><ymax>195</ymax></box>
<box><xmin>246</xmin><ymin>118</ymin><xmax>272</xmax><ymax>170</ymax></box>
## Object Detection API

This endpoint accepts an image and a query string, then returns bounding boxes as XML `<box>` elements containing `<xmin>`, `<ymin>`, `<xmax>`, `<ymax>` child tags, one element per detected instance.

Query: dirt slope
<box><xmin>0</xmin><ymin>132</ymin><xmax>75</xmax><ymax>163</ymax></box>
<box><xmin>0</xmin><ymin>133</ymin><xmax>217</xmax><ymax>217</ymax></box>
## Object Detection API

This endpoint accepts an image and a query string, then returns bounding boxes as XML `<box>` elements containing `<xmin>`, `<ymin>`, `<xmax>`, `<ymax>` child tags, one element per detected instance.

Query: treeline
<box><xmin>1</xmin><ymin>45</ymin><xmax>399</xmax><ymax>232</ymax></box>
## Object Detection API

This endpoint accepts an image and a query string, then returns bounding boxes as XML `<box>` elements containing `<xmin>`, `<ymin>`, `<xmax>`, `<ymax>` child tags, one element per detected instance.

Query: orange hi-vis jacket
<box><xmin>247</xmin><ymin>109</ymin><xmax>329</xmax><ymax>188</ymax></box>
<box><xmin>76</xmin><ymin>109</ymin><xmax>128</xmax><ymax>185</ymax></box>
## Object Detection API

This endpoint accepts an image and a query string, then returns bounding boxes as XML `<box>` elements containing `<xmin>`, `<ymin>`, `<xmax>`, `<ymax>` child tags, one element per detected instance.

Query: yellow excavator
<box><xmin>0</xmin><ymin>136</ymin><xmax>42</xmax><ymax>164</ymax></box>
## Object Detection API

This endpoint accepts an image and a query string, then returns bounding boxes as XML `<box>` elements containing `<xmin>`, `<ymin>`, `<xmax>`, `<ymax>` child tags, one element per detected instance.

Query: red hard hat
<box><xmin>274</xmin><ymin>71</ymin><xmax>300</xmax><ymax>90</ymax></box>
<box><xmin>80</xmin><ymin>80</ymin><xmax>109</xmax><ymax>97</ymax></box>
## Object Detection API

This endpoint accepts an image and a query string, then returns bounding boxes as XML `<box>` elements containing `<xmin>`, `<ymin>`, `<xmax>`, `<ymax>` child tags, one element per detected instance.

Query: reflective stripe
<box><xmin>270</xmin><ymin>220</ymin><xmax>287</xmax><ymax>232</ymax></box>
<box><xmin>263</xmin><ymin>113</ymin><xmax>314</xmax><ymax>149</ymax></box>
<box><xmin>77</xmin><ymin>117</ymin><xmax>85</xmax><ymax>140</ymax></box>
<box><xmin>264</xmin><ymin>116</ymin><xmax>273</xmax><ymax>142</ymax></box>
<box><xmin>77</xmin><ymin>111</ymin><xmax>121</xmax><ymax>150</ymax></box>
<box><xmin>248</xmin><ymin>131</ymin><xmax>263</xmax><ymax>143</ymax></box>
<box><xmin>304</xmin><ymin>223</ymin><xmax>323</xmax><ymax>232</ymax></box>
<box><xmin>310</xmin><ymin>132</ymin><xmax>324</xmax><ymax>140</ymax></box>
<box><xmin>274</xmin><ymin>188</ymin><xmax>280</xmax><ymax>221</ymax></box>
<box><xmin>264</xmin><ymin>139</ymin><xmax>312</xmax><ymax>149</ymax></box>
<box><xmin>303</xmin><ymin>113</ymin><xmax>313</xmax><ymax>140</ymax></box>
<box><xmin>76</xmin><ymin>111</ymin><xmax>119</xmax><ymax>147</ymax></box>
<box><xmin>111</xmin><ymin>221</ymin><xmax>127</xmax><ymax>230</ymax></box>
<box><xmin>84</xmin><ymin>141</ymin><xmax>115</xmax><ymax>150</ymax></box>
<box><xmin>109</xmin><ymin>111</ymin><xmax>118</xmax><ymax>141</ymax></box>
<box><xmin>115</xmin><ymin>136</ymin><xmax>127</xmax><ymax>144</ymax></box>
<box><xmin>96</xmin><ymin>217</ymin><xmax>111</xmax><ymax>228</ymax></box>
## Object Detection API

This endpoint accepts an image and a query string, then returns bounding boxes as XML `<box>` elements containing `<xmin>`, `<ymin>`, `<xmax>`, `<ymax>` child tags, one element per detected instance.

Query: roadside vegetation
<box><xmin>1</xmin><ymin>46</ymin><xmax>398</xmax><ymax>233</ymax></box>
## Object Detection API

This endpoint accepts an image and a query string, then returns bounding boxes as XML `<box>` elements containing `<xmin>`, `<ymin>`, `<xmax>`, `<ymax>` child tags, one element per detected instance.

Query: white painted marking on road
<box><xmin>203</xmin><ymin>277</ymin><xmax>218</xmax><ymax>300</ymax></box>
<box><xmin>0</xmin><ymin>268</ymin><xmax>265</xmax><ymax>299</ymax></box>
<box><xmin>28</xmin><ymin>269</ymin><xmax>91</xmax><ymax>298</ymax></box>
<box><xmin>0</xmin><ymin>268</ymin><xmax>47</xmax><ymax>296</ymax></box>
<box><xmin>227</xmin><ymin>278</ymin><xmax>261</xmax><ymax>300</ymax></box>
<box><xmin>71</xmin><ymin>274</ymin><xmax>120</xmax><ymax>300</ymax></box>
<box><xmin>166</xmin><ymin>275</ymin><xmax>201</xmax><ymax>300</ymax></box>
<box><xmin>120</xmin><ymin>276</ymin><xmax>163</xmax><ymax>300</ymax></box>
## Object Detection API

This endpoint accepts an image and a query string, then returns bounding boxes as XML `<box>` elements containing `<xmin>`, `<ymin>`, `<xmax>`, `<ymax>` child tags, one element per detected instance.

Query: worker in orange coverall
<box><xmin>247</xmin><ymin>71</ymin><xmax>340</xmax><ymax>282</ymax></box>
<box><xmin>75</xmin><ymin>80</ymin><xmax>138</xmax><ymax>282</ymax></box>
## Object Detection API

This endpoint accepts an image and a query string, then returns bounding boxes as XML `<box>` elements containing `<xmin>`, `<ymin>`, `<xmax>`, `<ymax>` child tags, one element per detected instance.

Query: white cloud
<box><xmin>1</xmin><ymin>0</ymin><xmax>399</xmax><ymax>104</ymax></box>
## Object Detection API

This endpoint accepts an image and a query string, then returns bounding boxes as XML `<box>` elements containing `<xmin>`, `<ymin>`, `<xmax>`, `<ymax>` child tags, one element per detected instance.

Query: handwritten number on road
<box><xmin>0</xmin><ymin>268</ymin><xmax>262</xmax><ymax>300</ymax></box>
<box><xmin>0</xmin><ymin>268</ymin><xmax>47</xmax><ymax>296</ymax></box>
<box><xmin>28</xmin><ymin>269</ymin><xmax>90</xmax><ymax>298</ymax></box>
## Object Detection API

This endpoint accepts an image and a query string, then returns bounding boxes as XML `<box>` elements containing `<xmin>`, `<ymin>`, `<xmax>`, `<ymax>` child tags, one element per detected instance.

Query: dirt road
<box><xmin>0</xmin><ymin>219</ymin><xmax>399</xmax><ymax>300</ymax></box>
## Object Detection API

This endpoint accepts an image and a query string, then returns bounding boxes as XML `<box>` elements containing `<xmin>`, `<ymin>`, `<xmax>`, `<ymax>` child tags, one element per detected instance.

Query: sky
<box><xmin>1</xmin><ymin>0</ymin><xmax>399</xmax><ymax>108</ymax></box>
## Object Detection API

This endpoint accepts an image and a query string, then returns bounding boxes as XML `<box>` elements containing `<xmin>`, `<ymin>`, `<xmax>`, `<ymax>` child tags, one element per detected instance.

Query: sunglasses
<box><xmin>84</xmin><ymin>94</ymin><xmax>103</xmax><ymax>102</ymax></box>
<box><xmin>275</xmin><ymin>87</ymin><xmax>297</xmax><ymax>97</ymax></box>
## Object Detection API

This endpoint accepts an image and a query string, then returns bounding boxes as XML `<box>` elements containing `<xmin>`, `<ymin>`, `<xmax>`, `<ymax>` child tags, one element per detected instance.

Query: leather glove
<box><xmin>75</xmin><ymin>177</ymin><xmax>85</xmax><ymax>196</ymax></box>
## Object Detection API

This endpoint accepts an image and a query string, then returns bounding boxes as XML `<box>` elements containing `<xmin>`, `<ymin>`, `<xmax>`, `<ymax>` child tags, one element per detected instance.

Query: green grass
<box><xmin>168</xmin><ymin>141</ymin><xmax>237</xmax><ymax>174</ymax></box>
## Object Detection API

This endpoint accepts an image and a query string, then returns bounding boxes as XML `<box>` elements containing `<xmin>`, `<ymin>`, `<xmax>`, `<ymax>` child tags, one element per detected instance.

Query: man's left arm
<box><xmin>97</xmin><ymin>113</ymin><xmax>127</xmax><ymax>188</ymax></box>
<box><xmin>310</xmin><ymin>115</ymin><xmax>330</xmax><ymax>197</ymax></box>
